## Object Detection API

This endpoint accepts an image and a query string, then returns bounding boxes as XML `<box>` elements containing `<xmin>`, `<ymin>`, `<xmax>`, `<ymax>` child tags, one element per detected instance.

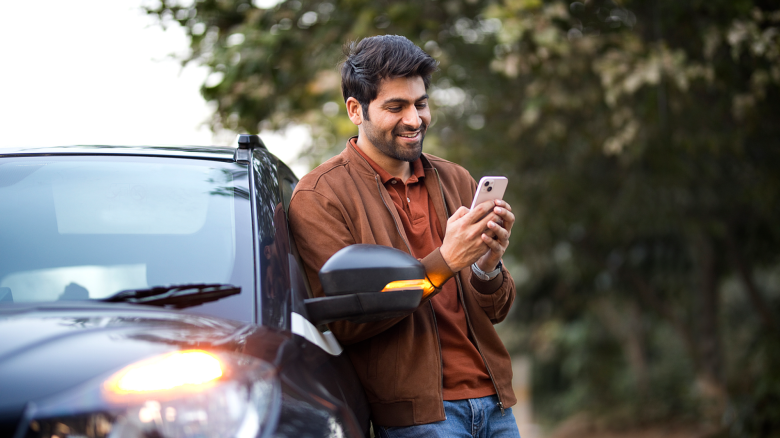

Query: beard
<box><xmin>363</xmin><ymin>120</ymin><xmax>427</xmax><ymax>162</ymax></box>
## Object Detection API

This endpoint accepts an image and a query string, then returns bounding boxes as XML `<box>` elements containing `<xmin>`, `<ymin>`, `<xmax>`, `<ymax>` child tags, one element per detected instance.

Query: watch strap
<box><xmin>472</xmin><ymin>260</ymin><xmax>502</xmax><ymax>281</ymax></box>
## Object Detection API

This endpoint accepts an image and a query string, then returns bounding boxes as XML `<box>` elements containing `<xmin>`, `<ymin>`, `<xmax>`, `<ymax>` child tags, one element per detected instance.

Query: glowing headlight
<box><xmin>23</xmin><ymin>350</ymin><xmax>279</xmax><ymax>438</ymax></box>
<box><xmin>104</xmin><ymin>350</ymin><xmax>223</xmax><ymax>396</ymax></box>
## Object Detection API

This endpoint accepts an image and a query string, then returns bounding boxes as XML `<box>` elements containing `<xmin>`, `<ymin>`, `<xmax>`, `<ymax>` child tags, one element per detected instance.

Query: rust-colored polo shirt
<box><xmin>352</xmin><ymin>139</ymin><xmax>494</xmax><ymax>400</ymax></box>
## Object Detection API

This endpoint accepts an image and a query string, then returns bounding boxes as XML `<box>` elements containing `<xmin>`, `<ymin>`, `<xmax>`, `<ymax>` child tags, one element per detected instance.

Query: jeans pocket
<box><xmin>376</xmin><ymin>425</ymin><xmax>393</xmax><ymax>438</ymax></box>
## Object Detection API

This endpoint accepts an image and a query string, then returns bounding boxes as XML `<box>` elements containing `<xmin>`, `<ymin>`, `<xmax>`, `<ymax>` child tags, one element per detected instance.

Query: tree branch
<box><xmin>622</xmin><ymin>269</ymin><xmax>699</xmax><ymax>370</ymax></box>
<box><xmin>725</xmin><ymin>229</ymin><xmax>777</xmax><ymax>332</ymax></box>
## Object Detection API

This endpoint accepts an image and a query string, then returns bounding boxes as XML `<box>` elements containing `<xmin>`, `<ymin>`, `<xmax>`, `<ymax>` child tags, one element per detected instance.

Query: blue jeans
<box><xmin>375</xmin><ymin>395</ymin><xmax>521</xmax><ymax>438</ymax></box>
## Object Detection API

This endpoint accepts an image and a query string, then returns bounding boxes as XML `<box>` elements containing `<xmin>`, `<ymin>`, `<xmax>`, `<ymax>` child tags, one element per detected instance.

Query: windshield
<box><xmin>0</xmin><ymin>155</ymin><xmax>254</xmax><ymax>321</ymax></box>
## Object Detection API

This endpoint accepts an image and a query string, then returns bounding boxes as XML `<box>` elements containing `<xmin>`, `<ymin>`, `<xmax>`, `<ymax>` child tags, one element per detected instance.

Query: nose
<box><xmin>402</xmin><ymin>106</ymin><xmax>421</xmax><ymax>128</ymax></box>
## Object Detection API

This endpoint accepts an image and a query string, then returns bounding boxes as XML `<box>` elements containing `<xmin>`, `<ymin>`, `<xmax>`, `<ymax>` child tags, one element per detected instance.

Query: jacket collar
<box><xmin>344</xmin><ymin>137</ymin><xmax>451</xmax><ymax>228</ymax></box>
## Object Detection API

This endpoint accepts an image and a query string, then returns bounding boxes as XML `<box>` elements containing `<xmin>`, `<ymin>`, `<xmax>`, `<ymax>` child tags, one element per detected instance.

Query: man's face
<box><xmin>361</xmin><ymin>76</ymin><xmax>431</xmax><ymax>162</ymax></box>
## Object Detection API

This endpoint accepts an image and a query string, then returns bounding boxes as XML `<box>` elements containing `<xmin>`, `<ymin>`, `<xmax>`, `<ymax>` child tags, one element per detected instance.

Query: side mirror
<box><xmin>304</xmin><ymin>245</ymin><xmax>427</xmax><ymax>326</ymax></box>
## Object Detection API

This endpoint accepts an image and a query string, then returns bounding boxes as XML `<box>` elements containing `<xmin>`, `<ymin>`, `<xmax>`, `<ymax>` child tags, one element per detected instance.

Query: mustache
<box><xmin>394</xmin><ymin>121</ymin><xmax>428</xmax><ymax>135</ymax></box>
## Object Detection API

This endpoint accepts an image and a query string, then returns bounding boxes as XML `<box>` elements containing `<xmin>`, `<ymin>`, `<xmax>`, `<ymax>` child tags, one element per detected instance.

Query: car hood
<box><xmin>0</xmin><ymin>302</ymin><xmax>283</xmax><ymax>427</ymax></box>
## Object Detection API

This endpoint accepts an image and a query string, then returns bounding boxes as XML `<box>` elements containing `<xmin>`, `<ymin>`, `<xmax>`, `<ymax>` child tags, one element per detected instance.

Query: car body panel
<box><xmin>0</xmin><ymin>304</ymin><xmax>248</xmax><ymax>412</ymax></box>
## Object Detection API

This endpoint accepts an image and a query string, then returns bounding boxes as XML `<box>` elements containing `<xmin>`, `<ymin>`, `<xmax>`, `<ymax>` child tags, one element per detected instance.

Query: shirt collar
<box><xmin>350</xmin><ymin>137</ymin><xmax>425</xmax><ymax>185</ymax></box>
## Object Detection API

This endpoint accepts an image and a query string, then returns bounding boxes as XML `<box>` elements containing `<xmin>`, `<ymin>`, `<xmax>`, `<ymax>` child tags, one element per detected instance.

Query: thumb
<box><xmin>450</xmin><ymin>206</ymin><xmax>470</xmax><ymax>220</ymax></box>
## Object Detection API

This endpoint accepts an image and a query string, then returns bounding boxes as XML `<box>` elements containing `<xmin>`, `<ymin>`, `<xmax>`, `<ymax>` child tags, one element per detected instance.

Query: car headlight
<box><xmin>21</xmin><ymin>350</ymin><xmax>279</xmax><ymax>438</ymax></box>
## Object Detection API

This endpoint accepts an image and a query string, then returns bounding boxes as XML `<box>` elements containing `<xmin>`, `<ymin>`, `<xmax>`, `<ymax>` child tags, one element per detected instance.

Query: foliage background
<box><xmin>147</xmin><ymin>0</ymin><xmax>780</xmax><ymax>435</ymax></box>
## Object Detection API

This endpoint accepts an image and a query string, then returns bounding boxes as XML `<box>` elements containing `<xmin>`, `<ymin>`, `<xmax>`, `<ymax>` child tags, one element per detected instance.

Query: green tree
<box><xmin>148</xmin><ymin>0</ymin><xmax>780</xmax><ymax>433</ymax></box>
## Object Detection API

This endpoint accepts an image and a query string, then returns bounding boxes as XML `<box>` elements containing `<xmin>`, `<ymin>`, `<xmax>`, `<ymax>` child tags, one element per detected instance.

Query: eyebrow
<box><xmin>381</xmin><ymin>94</ymin><xmax>429</xmax><ymax>106</ymax></box>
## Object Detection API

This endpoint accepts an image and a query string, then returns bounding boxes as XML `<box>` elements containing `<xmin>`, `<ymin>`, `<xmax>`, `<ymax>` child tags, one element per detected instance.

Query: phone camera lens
<box><xmin>484</xmin><ymin>181</ymin><xmax>490</xmax><ymax>187</ymax></box>
<box><xmin>487</xmin><ymin>186</ymin><xmax>493</xmax><ymax>192</ymax></box>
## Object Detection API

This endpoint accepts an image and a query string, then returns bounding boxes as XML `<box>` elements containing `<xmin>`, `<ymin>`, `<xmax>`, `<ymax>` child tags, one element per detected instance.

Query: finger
<box><xmin>481</xmin><ymin>233</ymin><xmax>507</xmax><ymax>254</ymax></box>
<box><xmin>476</xmin><ymin>209</ymin><xmax>499</xmax><ymax>231</ymax></box>
<box><xmin>487</xmin><ymin>220</ymin><xmax>510</xmax><ymax>242</ymax></box>
<box><xmin>477</xmin><ymin>199</ymin><xmax>497</xmax><ymax>210</ymax></box>
<box><xmin>449</xmin><ymin>206</ymin><xmax>470</xmax><ymax>222</ymax></box>
<box><xmin>492</xmin><ymin>206</ymin><xmax>515</xmax><ymax>231</ymax></box>
<box><xmin>461</xmin><ymin>206</ymin><xmax>494</xmax><ymax>230</ymax></box>
<box><xmin>495</xmin><ymin>199</ymin><xmax>513</xmax><ymax>212</ymax></box>
<box><xmin>492</xmin><ymin>205</ymin><xmax>513</xmax><ymax>221</ymax></box>
<box><xmin>467</xmin><ymin>200</ymin><xmax>495</xmax><ymax>221</ymax></box>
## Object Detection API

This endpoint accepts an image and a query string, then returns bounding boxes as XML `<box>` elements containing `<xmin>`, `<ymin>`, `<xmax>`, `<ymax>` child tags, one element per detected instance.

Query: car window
<box><xmin>277</xmin><ymin>163</ymin><xmax>314</xmax><ymax>307</ymax></box>
<box><xmin>0</xmin><ymin>156</ymin><xmax>254</xmax><ymax>321</ymax></box>
<box><xmin>252</xmin><ymin>149</ymin><xmax>290</xmax><ymax>329</ymax></box>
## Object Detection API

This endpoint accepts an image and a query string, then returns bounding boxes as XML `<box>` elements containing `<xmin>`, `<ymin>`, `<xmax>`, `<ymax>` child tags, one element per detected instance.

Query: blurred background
<box><xmin>0</xmin><ymin>0</ymin><xmax>308</xmax><ymax>175</ymax></box>
<box><xmin>4</xmin><ymin>0</ymin><xmax>780</xmax><ymax>436</ymax></box>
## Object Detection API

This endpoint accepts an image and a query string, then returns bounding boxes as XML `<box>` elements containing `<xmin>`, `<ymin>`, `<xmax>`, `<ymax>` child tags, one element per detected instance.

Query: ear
<box><xmin>345</xmin><ymin>97</ymin><xmax>364</xmax><ymax>126</ymax></box>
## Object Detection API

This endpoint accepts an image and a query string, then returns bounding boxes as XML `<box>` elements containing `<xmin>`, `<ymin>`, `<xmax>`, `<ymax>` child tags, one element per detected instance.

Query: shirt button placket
<box><xmin>404</xmin><ymin>186</ymin><xmax>411</xmax><ymax>214</ymax></box>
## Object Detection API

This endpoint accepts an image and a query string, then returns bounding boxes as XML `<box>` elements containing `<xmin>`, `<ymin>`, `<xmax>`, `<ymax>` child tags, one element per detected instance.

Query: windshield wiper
<box><xmin>101</xmin><ymin>283</ymin><xmax>241</xmax><ymax>308</ymax></box>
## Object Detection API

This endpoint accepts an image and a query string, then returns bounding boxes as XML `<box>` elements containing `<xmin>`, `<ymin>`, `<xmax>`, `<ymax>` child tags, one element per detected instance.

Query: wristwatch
<box><xmin>471</xmin><ymin>260</ymin><xmax>503</xmax><ymax>281</ymax></box>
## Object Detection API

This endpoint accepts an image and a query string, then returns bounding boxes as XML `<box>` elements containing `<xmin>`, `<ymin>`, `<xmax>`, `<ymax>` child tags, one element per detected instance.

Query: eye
<box><xmin>416</xmin><ymin>102</ymin><xmax>428</xmax><ymax>109</ymax></box>
<box><xmin>387</xmin><ymin>106</ymin><xmax>402</xmax><ymax>112</ymax></box>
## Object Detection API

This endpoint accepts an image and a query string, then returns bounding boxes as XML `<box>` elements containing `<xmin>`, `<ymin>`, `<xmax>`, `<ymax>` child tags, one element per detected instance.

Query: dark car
<box><xmin>0</xmin><ymin>136</ymin><xmax>427</xmax><ymax>438</ymax></box>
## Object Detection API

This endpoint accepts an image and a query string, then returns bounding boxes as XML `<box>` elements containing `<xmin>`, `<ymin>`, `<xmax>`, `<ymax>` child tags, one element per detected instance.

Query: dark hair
<box><xmin>341</xmin><ymin>35</ymin><xmax>439</xmax><ymax>119</ymax></box>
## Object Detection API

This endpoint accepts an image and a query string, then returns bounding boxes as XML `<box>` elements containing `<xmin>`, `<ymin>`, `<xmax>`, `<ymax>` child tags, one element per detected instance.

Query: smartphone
<box><xmin>470</xmin><ymin>176</ymin><xmax>508</xmax><ymax>210</ymax></box>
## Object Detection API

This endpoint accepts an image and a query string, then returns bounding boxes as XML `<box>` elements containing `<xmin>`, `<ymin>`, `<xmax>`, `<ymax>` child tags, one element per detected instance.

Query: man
<box><xmin>288</xmin><ymin>35</ymin><xmax>519</xmax><ymax>437</ymax></box>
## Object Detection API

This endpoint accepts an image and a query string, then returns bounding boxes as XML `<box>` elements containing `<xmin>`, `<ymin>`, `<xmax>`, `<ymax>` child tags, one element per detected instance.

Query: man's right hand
<box><xmin>439</xmin><ymin>201</ymin><xmax>500</xmax><ymax>273</ymax></box>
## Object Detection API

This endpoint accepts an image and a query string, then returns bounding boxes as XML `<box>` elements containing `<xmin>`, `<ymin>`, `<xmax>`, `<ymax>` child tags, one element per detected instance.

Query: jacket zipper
<box><xmin>428</xmin><ymin>301</ymin><xmax>445</xmax><ymax>418</ymax></box>
<box><xmin>454</xmin><ymin>275</ymin><xmax>505</xmax><ymax>415</ymax></box>
<box><xmin>433</xmin><ymin>168</ymin><xmax>506</xmax><ymax>415</ymax></box>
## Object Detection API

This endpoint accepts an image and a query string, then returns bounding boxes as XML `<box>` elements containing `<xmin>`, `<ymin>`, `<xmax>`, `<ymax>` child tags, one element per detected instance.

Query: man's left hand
<box><xmin>476</xmin><ymin>199</ymin><xmax>514</xmax><ymax>272</ymax></box>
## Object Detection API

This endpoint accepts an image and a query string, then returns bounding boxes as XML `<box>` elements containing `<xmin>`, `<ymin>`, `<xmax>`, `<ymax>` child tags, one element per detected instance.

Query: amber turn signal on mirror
<box><xmin>381</xmin><ymin>279</ymin><xmax>435</xmax><ymax>297</ymax></box>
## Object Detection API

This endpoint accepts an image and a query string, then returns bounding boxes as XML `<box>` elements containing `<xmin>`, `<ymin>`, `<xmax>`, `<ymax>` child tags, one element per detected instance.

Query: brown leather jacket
<box><xmin>288</xmin><ymin>140</ymin><xmax>516</xmax><ymax>427</ymax></box>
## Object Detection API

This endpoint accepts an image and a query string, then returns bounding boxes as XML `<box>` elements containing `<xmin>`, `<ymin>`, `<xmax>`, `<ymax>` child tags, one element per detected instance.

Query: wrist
<box><xmin>476</xmin><ymin>257</ymin><xmax>499</xmax><ymax>272</ymax></box>
<box><xmin>440</xmin><ymin>244</ymin><xmax>464</xmax><ymax>272</ymax></box>
<box><xmin>472</xmin><ymin>259</ymin><xmax>502</xmax><ymax>281</ymax></box>
<box><xmin>422</xmin><ymin>247</ymin><xmax>457</xmax><ymax>290</ymax></box>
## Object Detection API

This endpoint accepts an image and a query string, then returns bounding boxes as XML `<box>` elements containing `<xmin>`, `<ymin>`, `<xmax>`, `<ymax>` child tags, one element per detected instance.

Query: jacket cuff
<box><xmin>470</xmin><ymin>267</ymin><xmax>505</xmax><ymax>295</ymax></box>
<box><xmin>421</xmin><ymin>247</ymin><xmax>456</xmax><ymax>290</ymax></box>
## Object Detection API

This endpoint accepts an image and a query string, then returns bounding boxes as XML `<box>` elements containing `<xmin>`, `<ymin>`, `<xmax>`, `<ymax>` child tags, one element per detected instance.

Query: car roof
<box><xmin>0</xmin><ymin>145</ymin><xmax>237</xmax><ymax>162</ymax></box>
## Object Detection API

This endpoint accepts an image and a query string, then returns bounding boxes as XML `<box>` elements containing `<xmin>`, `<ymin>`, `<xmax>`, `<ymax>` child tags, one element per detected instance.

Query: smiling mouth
<box><xmin>397</xmin><ymin>131</ymin><xmax>421</xmax><ymax>139</ymax></box>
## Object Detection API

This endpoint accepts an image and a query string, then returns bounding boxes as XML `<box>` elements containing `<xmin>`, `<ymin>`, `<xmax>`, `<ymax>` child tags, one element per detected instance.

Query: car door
<box><xmin>251</xmin><ymin>148</ymin><xmax>370</xmax><ymax>437</ymax></box>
